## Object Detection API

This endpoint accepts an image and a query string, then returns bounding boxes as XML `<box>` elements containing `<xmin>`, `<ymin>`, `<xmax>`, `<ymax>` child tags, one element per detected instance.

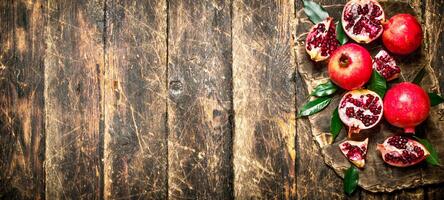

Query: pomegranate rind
<box><xmin>383</xmin><ymin>82</ymin><xmax>430</xmax><ymax>133</ymax></box>
<box><xmin>328</xmin><ymin>44</ymin><xmax>373</xmax><ymax>90</ymax></box>
<box><xmin>372</xmin><ymin>50</ymin><xmax>400</xmax><ymax>81</ymax></box>
<box><xmin>305</xmin><ymin>17</ymin><xmax>339</xmax><ymax>62</ymax></box>
<box><xmin>338</xmin><ymin>89</ymin><xmax>383</xmax><ymax>137</ymax></box>
<box><xmin>377</xmin><ymin>136</ymin><xmax>430</xmax><ymax>167</ymax></box>
<box><xmin>382</xmin><ymin>14</ymin><xmax>423</xmax><ymax>55</ymax></box>
<box><xmin>341</xmin><ymin>0</ymin><xmax>385</xmax><ymax>43</ymax></box>
<box><xmin>340</xmin><ymin>138</ymin><xmax>369</xmax><ymax>168</ymax></box>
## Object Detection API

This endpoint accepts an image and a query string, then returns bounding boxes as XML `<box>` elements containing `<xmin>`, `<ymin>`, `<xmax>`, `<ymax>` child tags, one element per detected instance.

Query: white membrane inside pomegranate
<box><xmin>342</xmin><ymin>0</ymin><xmax>385</xmax><ymax>43</ymax></box>
<box><xmin>305</xmin><ymin>17</ymin><xmax>339</xmax><ymax>62</ymax></box>
<box><xmin>339</xmin><ymin>138</ymin><xmax>368</xmax><ymax>168</ymax></box>
<box><xmin>373</xmin><ymin>50</ymin><xmax>400</xmax><ymax>81</ymax></box>
<box><xmin>338</xmin><ymin>89</ymin><xmax>383</xmax><ymax>137</ymax></box>
<box><xmin>377</xmin><ymin>135</ymin><xmax>430</xmax><ymax>167</ymax></box>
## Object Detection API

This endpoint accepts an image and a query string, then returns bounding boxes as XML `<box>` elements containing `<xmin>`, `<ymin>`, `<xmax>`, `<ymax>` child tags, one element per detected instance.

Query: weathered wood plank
<box><xmin>0</xmin><ymin>0</ymin><xmax>46</xmax><ymax>199</ymax></box>
<box><xmin>44</xmin><ymin>0</ymin><xmax>104</xmax><ymax>199</ymax></box>
<box><xmin>233</xmin><ymin>0</ymin><xmax>296</xmax><ymax>199</ymax></box>
<box><xmin>167</xmin><ymin>0</ymin><xmax>233</xmax><ymax>199</ymax></box>
<box><xmin>103</xmin><ymin>0</ymin><xmax>168</xmax><ymax>199</ymax></box>
<box><xmin>360</xmin><ymin>188</ymin><xmax>424</xmax><ymax>200</ymax></box>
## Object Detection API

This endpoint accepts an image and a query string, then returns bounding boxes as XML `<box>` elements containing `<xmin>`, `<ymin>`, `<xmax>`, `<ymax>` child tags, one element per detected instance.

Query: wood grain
<box><xmin>103</xmin><ymin>0</ymin><xmax>168</xmax><ymax>199</ymax></box>
<box><xmin>233</xmin><ymin>0</ymin><xmax>296</xmax><ymax>199</ymax></box>
<box><xmin>44</xmin><ymin>0</ymin><xmax>104</xmax><ymax>199</ymax></box>
<box><xmin>167</xmin><ymin>0</ymin><xmax>234</xmax><ymax>199</ymax></box>
<box><xmin>0</xmin><ymin>0</ymin><xmax>45</xmax><ymax>199</ymax></box>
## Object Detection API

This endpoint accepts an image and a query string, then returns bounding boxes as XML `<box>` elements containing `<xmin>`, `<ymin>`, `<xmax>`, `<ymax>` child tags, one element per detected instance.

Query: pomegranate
<box><xmin>305</xmin><ymin>17</ymin><xmax>340</xmax><ymax>62</ymax></box>
<box><xmin>377</xmin><ymin>135</ymin><xmax>429</xmax><ymax>167</ymax></box>
<box><xmin>383</xmin><ymin>82</ymin><xmax>430</xmax><ymax>133</ymax></box>
<box><xmin>372</xmin><ymin>50</ymin><xmax>400</xmax><ymax>81</ymax></box>
<box><xmin>328</xmin><ymin>43</ymin><xmax>373</xmax><ymax>90</ymax></box>
<box><xmin>341</xmin><ymin>0</ymin><xmax>385</xmax><ymax>43</ymax></box>
<box><xmin>382</xmin><ymin>14</ymin><xmax>423</xmax><ymax>55</ymax></box>
<box><xmin>338</xmin><ymin>89</ymin><xmax>383</xmax><ymax>137</ymax></box>
<box><xmin>340</xmin><ymin>138</ymin><xmax>368</xmax><ymax>168</ymax></box>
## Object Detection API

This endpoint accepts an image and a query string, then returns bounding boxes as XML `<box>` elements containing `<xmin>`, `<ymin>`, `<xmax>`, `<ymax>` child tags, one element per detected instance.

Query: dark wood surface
<box><xmin>0</xmin><ymin>0</ymin><xmax>443</xmax><ymax>199</ymax></box>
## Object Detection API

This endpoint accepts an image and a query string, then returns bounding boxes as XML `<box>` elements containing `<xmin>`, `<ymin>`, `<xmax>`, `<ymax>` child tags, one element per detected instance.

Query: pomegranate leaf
<box><xmin>428</xmin><ymin>93</ymin><xmax>444</xmax><ymax>106</ymax></box>
<box><xmin>311</xmin><ymin>80</ymin><xmax>337</xmax><ymax>97</ymax></box>
<box><xmin>344</xmin><ymin>165</ymin><xmax>359</xmax><ymax>195</ymax></box>
<box><xmin>330</xmin><ymin>107</ymin><xmax>342</xmax><ymax>140</ymax></box>
<box><xmin>413</xmin><ymin>136</ymin><xmax>441</xmax><ymax>166</ymax></box>
<box><xmin>336</xmin><ymin>21</ymin><xmax>348</xmax><ymax>45</ymax></box>
<box><xmin>412</xmin><ymin>67</ymin><xmax>426</xmax><ymax>85</ymax></box>
<box><xmin>303</xmin><ymin>0</ymin><xmax>329</xmax><ymax>24</ymax></box>
<box><xmin>367</xmin><ymin>70</ymin><xmax>387</xmax><ymax>98</ymax></box>
<box><xmin>298</xmin><ymin>96</ymin><xmax>332</xmax><ymax>117</ymax></box>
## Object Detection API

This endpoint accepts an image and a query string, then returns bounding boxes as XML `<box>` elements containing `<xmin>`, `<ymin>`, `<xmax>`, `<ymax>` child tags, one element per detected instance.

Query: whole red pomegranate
<box><xmin>383</xmin><ymin>82</ymin><xmax>430</xmax><ymax>133</ymax></box>
<box><xmin>328</xmin><ymin>43</ymin><xmax>372</xmax><ymax>90</ymax></box>
<box><xmin>382</xmin><ymin>14</ymin><xmax>423</xmax><ymax>55</ymax></box>
<box><xmin>377</xmin><ymin>135</ymin><xmax>429</xmax><ymax>167</ymax></box>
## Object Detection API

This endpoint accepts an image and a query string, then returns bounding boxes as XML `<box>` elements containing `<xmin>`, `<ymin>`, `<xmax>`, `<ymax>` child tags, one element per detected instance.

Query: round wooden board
<box><xmin>295</xmin><ymin>1</ymin><xmax>444</xmax><ymax>193</ymax></box>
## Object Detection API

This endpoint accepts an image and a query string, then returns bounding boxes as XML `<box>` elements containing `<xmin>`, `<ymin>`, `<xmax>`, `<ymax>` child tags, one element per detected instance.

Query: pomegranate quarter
<box><xmin>338</xmin><ymin>89</ymin><xmax>383</xmax><ymax>138</ymax></box>
<box><xmin>328</xmin><ymin>43</ymin><xmax>373</xmax><ymax>90</ymax></box>
<box><xmin>383</xmin><ymin>82</ymin><xmax>430</xmax><ymax>133</ymax></box>
<box><xmin>340</xmin><ymin>138</ymin><xmax>369</xmax><ymax>168</ymax></box>
<box><xmin>305</xmin><ymin>17</ymin><xmax>340</xmax><ymax>62</ymax></box>
<box><xmin>377</xmin><ymin>135</ymin><xmax>430</xmax><ymax>167</ymax></box>
<box><xmin>382</xmin><ymin>14</ymin><xmax>423</xmax><ymax>55</ymax></box>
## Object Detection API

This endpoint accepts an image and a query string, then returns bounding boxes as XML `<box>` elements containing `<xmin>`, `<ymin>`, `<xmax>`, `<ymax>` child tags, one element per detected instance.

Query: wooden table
<box><xmin>0</xmin><ymin>0</ymin><xmax>443</xmax><ymax>199</ymax></box>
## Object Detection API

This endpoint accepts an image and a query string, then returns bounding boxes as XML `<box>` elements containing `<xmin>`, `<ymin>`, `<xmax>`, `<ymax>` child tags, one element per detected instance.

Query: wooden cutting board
<box><xmin>294</xmin><ymin>1</ymin><xmax>444</xmax><ymax>193</ymax></box>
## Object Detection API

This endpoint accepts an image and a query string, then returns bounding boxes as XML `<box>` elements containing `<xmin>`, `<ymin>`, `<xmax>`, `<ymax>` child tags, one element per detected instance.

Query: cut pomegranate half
<box><xmin>338</xmin><ymin>89</ymin><xmax>383</xmax><ymax>138</ymax></box>
<box><xmin>341</xmin><ymin>0</ymin><xmax>385</xmax><ymax>43</ymax></box>
<box><xmin>340</xmin><ymin>138</ymin><xmax>368</xmax><ymax>168</ymax></box>
<box><xmin>377</xmin><ymin>135</ymin><xmax>430</xmax><ymax>167</ymax></box>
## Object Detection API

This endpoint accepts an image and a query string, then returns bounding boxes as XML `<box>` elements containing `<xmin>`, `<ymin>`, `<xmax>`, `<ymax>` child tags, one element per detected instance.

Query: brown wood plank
<box><xmin>44</xmin><ymin>0</ymin><xmax>104</xmax><ymax>199</ymax></box>
<box><xmin>232</xmin><ymin>0</ymin><xmax>296</xmax><ymax>199</ymax></box>
<box><xmin>103</xmin><ymin>0</ymin><xmax>168</xmax><ymax>199</ymax></box>
<box><xmin>0</xmin><ymin>0</ymin><xmax>46</xmax><ymax>199</ymax></box>
<box><xmin>167</xmin><ymin>0</ymin><xmax>233</xmax><ymax>199</ymax></box>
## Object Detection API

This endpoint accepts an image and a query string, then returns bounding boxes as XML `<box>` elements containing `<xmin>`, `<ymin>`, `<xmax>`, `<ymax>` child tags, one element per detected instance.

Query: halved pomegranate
<box><xmin>340</xmin><ymin>138</ymin><xmax>368</xmax><ymax>168</ymax></box>
<box><xmin>338</xmin><ymin>89</ymin><xmax>383</xmax><ymax>137</ymax></box>
<box><xmin>305</xmin><ymin>17</ymin><xmax>340</xmax><ymax>62</ymax></box>
<box><xmin>377</xmin><ymin>135</ymin><xmax>430</xmax><ymax>167</ymax></box>
<box><xmin>372</xmin><ymin>50</ymin><xmax>400</xmax><ymax>81</ymax></box>
<box><xmin>341</xmin><ymin>0</ymin><xmax>385</xmax><ymax>43</ymax></box>
<box><xmin>383</xmin><ymin>82</ymin><xmax>430</xmax><ymax>134</ymax></box>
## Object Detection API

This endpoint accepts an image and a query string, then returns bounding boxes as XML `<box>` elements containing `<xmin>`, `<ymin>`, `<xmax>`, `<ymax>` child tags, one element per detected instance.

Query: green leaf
<box><xmin>413</xmin><ymin>136</ymin><xmax>441</xmax><ymax>166</ymax></box>
<box><xmin>330</xmin><ymin>107</ymin><xmax>343</xmax><ymax>140</ymax></box>
<box><xmin>336</xmin><ymin>20</ymin><xmax>348</xmax><ymax>45</ymax></box>
<box><xmin>344</xmin><ymin>166</ymin><xmax>359</xmax><ymax>196</ymax></box>
<box><xmin>303</xmin><ymin>0</ymin><xmax>329</xmax><ymax>24</ymax></box>
<box><xmin>311</xmin><ymin>80</ymin><xmax>338</xmax><ymax>97</ymax></box>
<box><xmin>428</xmin><ymin>93</ymin><xmax>444</xmax><ymax>106</ymax></box>
<box><xmin>298</xmin><ymin>96</ymin><xmax>332</xmax><ymax>117</ymax></box>
<box><xmin>412</xmin><ymin>67</ymin><xmax>426</xmax><ymax>85</ymax></box>
<box><xmin>367</xmin><ymin>70</ymin><xmax>387</xmax><ymax>98</ymax></box>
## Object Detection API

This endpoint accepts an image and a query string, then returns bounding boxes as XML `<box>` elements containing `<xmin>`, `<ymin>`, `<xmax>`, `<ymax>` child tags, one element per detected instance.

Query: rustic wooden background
<box><xmin>0</xmin><ymin>0</ymin><xmax>443</xmax><ymax>199</ymax></box>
